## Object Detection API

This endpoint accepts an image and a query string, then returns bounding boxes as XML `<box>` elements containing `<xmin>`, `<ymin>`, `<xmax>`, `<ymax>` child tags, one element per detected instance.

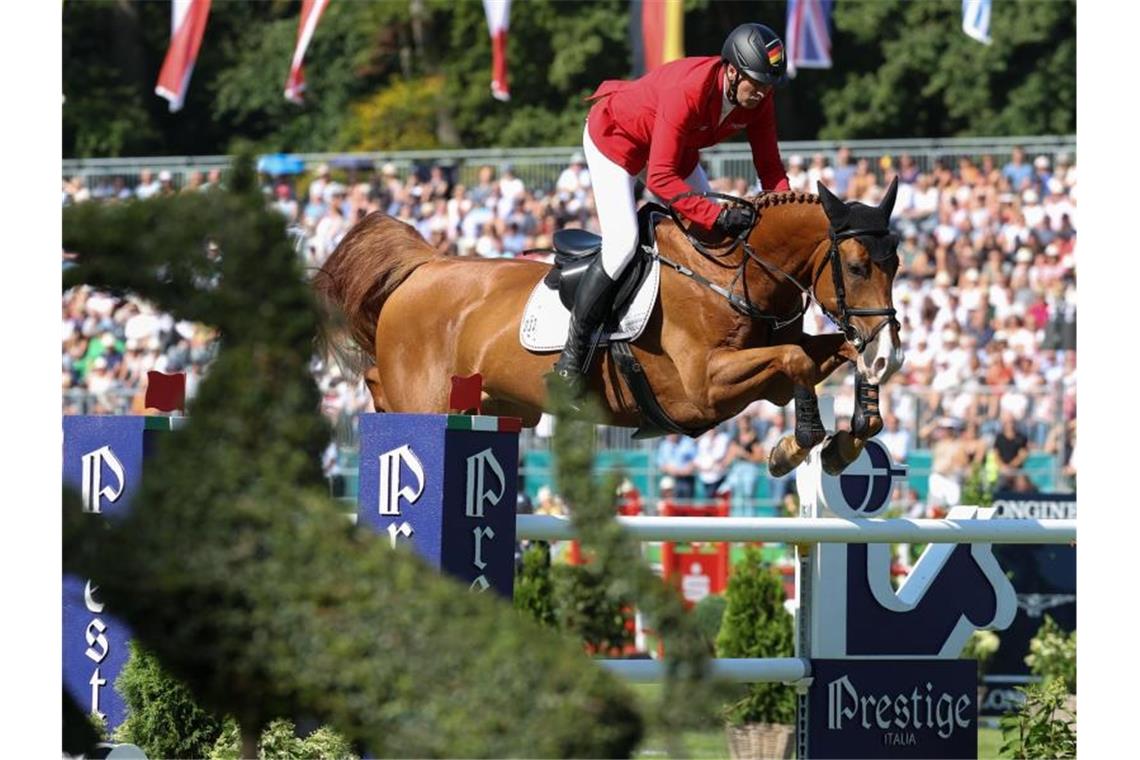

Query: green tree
<box><xmin>113</xmin><ymin>642</ymin><xmax>224</xmax><ymax>759</ymax></box>
<box><xmin>715</xmin><ymin>547</ymin><xmax>796</xmax><ymax>726</ymax></box>
<box><xmin>61</xmin><ymin>154</ymin><xmax>643</xmax><ymax>758</ymax></box>
<box><xmin>820</xmin><ymin>0</ymin><xmax>1075</xmax><ymax>139</ymax></box>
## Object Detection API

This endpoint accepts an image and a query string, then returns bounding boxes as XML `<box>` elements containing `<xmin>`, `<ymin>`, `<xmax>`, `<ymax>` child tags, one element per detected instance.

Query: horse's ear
<box><xmin>879</xmin><ymin>176</ymin><xmax>899</xmax><ymax>221</ymax></box>
<box><xmin>817</xmin><ymin>181</ymin><xmax>848</xmax><ymax>226</ymax></box>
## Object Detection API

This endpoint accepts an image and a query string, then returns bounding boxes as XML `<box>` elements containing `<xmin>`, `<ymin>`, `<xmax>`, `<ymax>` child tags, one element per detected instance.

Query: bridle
<box><xmin>661</xmin><ymin>191</ymin><xmax>899</xmax><ymax>351</ymax></box>
<box><xmin>813</xmin><ymin>226</ymin><xmax>899</xmax><ymax>351</ymax></box>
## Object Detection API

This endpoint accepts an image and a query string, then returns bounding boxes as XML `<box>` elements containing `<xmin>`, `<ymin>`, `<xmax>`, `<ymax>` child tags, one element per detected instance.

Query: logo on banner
<box><xmin>821</xmin><ymin>440</ymin><xmax>907</xmax><ymax>518</ymax></box>
<box><xmin>465</xmin><ymin>448</ymin><xmax>505</xmax><ymax>518</ymax></box>
<box><xmin>377</xmin><ymin>444</ymin><xmax>425</xmax><ymax>517</ymax></box>
<box><xmin>81</xmin><ymin>446</ymin><xmax>125</xmax><ymax>514</ymax></box>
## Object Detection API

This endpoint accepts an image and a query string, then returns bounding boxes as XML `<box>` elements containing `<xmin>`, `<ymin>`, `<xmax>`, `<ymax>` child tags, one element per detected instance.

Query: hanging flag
<box><xmin>962</xmin><ymin>0</ymin><xmax>992</xmax><ymax>45</ymax></box>
<box><xmin>785</xmin><ymin>0</ymin><xmax>833</xmax><ymax>78</ymax></box>
<box><xmin>145</xmin><ymin>371</ymin><xmax>186</xmax><ymax>413</ymax></box>
<box><xmin>285</xmin><ymin>0</ymin><xmax>330</xmax><ymax>103</ymax></box>
<box><xmin>483</xmin><ymin>0</ymin><xmax>511</xmax><ymax>101</ymax></box>
<box><xmin>630</xmin><ymin>0</ymin><xmax>684</xmax><ymax>77</ymax></box>
<box><xmin>155</xmin><ymin>0</ymin><xmax>212</xmax><ymax>112</ymax></box>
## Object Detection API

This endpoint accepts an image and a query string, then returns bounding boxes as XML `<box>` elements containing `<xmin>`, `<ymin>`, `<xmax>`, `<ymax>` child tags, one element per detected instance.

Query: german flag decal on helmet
<box><xmin>766</xmin><ymin>40</ymin><xmax>784</xmax><ymax>66</ymax></box>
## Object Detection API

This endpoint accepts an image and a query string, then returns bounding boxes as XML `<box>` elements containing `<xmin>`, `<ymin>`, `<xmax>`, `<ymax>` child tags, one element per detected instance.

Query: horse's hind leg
<box><xmin>364</xmin><ymin>366</ymin><xmax>389</xmax><ymax>413</ymax></box>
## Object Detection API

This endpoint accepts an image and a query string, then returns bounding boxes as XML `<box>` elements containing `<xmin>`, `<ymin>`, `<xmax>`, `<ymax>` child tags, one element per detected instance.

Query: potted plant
<box><xmin>716</xmin><ymin>546</ymin><xmax>796</xmax><ymax>759</ymax></box>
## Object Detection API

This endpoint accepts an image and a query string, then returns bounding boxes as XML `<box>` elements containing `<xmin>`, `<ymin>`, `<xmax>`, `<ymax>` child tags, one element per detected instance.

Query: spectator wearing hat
<box><xmin>786</xmin><ymin>155</ymin><xmax>810</xmax><ymax>193</ymax></box>
<box><xmin>157</xmin><ymin>170</ymin><xmax>176</xmax><ymax>197</ymax></box>
<box><xmin>556</xmin><ymin>152</ymin><xmax>592</xmax><ymax>211</ymax></box>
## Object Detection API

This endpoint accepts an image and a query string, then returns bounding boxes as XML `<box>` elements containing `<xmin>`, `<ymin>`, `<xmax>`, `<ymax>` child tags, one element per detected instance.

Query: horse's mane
<box><xmin>745</xmin><ymin>190</ymin><xmax>822</xmax><ymax>211</ymax></box>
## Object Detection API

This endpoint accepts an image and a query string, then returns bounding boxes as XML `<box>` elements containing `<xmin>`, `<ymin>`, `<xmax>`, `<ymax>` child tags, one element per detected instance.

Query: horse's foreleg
<box><xmin>768</xmin><ymin>384</ymin><xmax>828</xmax><ymax>477</ymax></box>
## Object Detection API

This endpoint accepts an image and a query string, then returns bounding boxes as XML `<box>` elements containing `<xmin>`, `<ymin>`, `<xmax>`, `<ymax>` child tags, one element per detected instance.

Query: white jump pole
<box><xmin>517</xmin><ymin>514</ymin><xmax>1076</xmax><ymax>544</ymax></box>
<box><xmin>597</xmin><ymin>657</ymin><xmax>810</xmax><ymax>684</ymax></box>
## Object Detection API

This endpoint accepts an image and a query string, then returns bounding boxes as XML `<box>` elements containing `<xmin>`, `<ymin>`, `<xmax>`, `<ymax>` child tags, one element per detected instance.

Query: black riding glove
<box><xmin>716</xmin><ymin>206</ymin><xmax>753</xmax><ymax>237</ymax></box>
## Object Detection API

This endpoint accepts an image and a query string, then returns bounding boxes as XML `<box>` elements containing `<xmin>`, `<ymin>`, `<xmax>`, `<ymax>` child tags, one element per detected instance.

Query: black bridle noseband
<box><xmin>814</xmin><ymin>226</ymin><xmax>899</xmax><ymax>351</ymax></box>
<box><xmin>661</xmin><ymin>191</ymin><xmax>898</xmax><ymax>351</ymax></box>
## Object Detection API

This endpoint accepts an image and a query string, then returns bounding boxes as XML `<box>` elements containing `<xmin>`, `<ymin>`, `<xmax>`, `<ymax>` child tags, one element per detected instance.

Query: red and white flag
<box><xmin>483</xmin><ymin>0</ymin><xmax>510</xmax><ymax>101</ymax></box>
<box><xmin>285</xmin><ymin>0</ymin><xmax>330</xmax><ymax>103</ymax></box>
<box><xmin>155</xmin><ymin>0</ymin><xmax>212</xmax><ymax>112</ymax></box>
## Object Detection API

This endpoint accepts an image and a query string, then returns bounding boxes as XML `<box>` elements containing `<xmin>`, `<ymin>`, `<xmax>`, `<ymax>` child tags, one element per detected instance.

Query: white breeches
<box><xmin>582</xmin><ymin>123</ymin><xmax>712</xmax><ymax>279</ymax></box>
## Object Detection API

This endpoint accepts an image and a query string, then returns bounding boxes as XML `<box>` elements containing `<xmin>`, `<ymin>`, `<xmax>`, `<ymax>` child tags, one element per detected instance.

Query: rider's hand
<box><xmin>716</xmin><ymin>206</ymin><xmax>754</xmax><ymax>238</ymax></box>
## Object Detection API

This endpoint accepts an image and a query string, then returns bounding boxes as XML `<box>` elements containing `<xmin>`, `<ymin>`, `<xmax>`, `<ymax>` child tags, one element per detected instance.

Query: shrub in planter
<box><xmin>715</xmin><ymin>547</ymin><xmax>795</xmax><ymax>758</ymax></box>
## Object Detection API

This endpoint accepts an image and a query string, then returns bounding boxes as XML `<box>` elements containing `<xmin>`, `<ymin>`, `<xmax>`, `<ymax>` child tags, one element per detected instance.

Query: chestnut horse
<box><xmin>316</xmin><ymin>181</ymin><xmax>903</xmax><ymax>475</ymax></box>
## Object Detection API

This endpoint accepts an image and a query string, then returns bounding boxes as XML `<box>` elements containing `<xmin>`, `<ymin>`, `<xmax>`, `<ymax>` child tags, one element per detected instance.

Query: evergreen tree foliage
<box><xmin>715</xmin><ymin>547</ymin><xmax>796</xmax><ymax>725</ymax></box>
<box><xmin>551</xmin><ymin>564</ymin><xmax>635</xmax><ymax>655</ymax></box>
<box><xmin>113</xmin><ymin>642</ymin><xmax>224</xmax><ymax>759</ymax></box>
<box><xmin>61</xmin><ymin>154</ymin><xmax>643</xmax><ymax>757</ymax></box>
<box><xmin>547</xmin><ymin>379</ymin><xmax>736</xmax><ymax>751</ymax></box>
<box><xmin>513</xmin><ymin>542</ymin><xmax>557</xmax><ymax>628</ymax></box>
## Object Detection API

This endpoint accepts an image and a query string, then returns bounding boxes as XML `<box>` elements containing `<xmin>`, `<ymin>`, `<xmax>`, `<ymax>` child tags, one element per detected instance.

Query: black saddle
<box><xmin>543</xmin><ymin>203</ymin><xmax>671</xmax><ymax>314</ymax></box>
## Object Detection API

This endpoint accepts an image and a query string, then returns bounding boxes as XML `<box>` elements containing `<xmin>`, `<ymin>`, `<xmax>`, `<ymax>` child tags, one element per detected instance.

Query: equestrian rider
<box><xmin>553</xmin><ymin>23</ymin><xmax>792</xmax><ymax>395</ymax></box>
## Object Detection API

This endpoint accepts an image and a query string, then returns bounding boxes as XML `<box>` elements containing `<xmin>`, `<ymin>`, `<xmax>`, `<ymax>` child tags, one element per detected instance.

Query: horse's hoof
<box><xmin>768</xmin><ymin>434</ymin><xmax>811</xmax><ymax>478</ymax></box>
<box><xmin>821</xmin><ymin>431</ymin><xmax>866</xmax><ymax>476</ymax></box>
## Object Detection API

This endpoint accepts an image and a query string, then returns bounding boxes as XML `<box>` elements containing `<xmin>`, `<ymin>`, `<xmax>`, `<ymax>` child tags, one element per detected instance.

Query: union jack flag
<box><xmin>785</xmin><ymin>0</ymin><xmax>833</xmax><ymax>77</ymax></box>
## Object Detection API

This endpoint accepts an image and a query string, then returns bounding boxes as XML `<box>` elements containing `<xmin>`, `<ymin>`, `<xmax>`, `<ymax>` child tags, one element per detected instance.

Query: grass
<box><xmin>627</xmin><ymin>683</ymin><xmax>1007</xmax><ymax>758</ymax></box>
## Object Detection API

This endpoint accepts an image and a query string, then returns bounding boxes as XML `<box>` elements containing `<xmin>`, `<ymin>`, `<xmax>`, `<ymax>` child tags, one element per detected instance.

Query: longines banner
<box><xmin>807</xmin><ymin>659</ymin><xmax>977</xmax><ymax>759</ymax></box>
<box><xmin>981</xmin><ymin>491</ymin><xmax>1076</xmax><ymax>718</ymax></box>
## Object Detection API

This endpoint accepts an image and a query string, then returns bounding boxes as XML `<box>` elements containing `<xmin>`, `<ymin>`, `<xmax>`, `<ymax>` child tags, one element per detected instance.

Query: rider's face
<box><xmin>730</xmin><ymin>66</ymin><xmax>773</xmax><ymax>109</ymax></box>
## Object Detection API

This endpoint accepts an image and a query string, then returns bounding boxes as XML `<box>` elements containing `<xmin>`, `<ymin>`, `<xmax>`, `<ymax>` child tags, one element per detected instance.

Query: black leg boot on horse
<box><xmin>768</xmin><ymin>385</ymin><xmax>828</xmax><ymax>478</ymax></box>
<box><xmin>821</xmin><ymin>377</ymin><xmax>883</xmax><ymax>475</ymax></box>
<box><xmin>551</xmin><ymin>257</ymin><xmax>619</xmax><ymax>405</ymax></box>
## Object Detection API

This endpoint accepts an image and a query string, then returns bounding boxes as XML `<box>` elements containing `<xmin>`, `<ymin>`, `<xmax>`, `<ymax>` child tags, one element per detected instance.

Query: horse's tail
<box><xmin>313</xmin><ymin>212</ymin><xmax>438</xmax><ymax>377</ymax></box>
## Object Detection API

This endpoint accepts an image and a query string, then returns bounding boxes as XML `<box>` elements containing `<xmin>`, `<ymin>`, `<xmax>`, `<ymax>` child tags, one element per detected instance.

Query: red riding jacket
<box><xmin>586</xmin><ymin>56</ymin><xmax>790</xmax><ymax>232</ymax></box>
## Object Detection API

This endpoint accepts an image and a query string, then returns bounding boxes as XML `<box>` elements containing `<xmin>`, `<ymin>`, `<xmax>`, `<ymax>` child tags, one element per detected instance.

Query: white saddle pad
<box><xmin>520</xmin><ymin>257</ymin><xmax>660</xmax><ymax>352</ymax></box>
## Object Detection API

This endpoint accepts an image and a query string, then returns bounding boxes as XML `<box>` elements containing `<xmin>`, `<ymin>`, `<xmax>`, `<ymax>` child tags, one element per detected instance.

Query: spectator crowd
<box><xmin>63</xmin><ymin>142</ymin><xmax>1077</xmax><ymax>511</ymax></box>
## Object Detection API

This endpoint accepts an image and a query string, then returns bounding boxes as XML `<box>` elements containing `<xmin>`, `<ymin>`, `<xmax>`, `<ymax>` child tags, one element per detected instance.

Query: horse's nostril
<box><xmin>873</xmin><ymin>357</ymin><xmax>887</xmax><ymax>374</ymax></box>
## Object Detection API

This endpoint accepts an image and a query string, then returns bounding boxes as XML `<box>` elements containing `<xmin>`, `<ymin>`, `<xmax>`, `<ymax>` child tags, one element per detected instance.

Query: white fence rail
<box><xmin>517</xmin><ymin>515</ymin><xmax>1076</xmax><ymax>544</ymax></box>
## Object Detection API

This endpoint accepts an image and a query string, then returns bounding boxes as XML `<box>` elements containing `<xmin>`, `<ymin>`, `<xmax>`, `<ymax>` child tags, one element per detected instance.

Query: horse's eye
<box><xmin>848</xmin><ymin>262</ymin><xmax>868</xmax><ymax>278</ymax></box>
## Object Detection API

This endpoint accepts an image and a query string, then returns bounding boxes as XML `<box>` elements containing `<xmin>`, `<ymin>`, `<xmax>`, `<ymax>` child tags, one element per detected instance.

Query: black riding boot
<box><xmin>553</xmin><ymin>257</ymin><xmax>619</xmax><ymax>397</ymax></box>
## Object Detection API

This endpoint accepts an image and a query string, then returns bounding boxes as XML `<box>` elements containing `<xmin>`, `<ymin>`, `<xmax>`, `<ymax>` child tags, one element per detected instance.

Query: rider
<box><xmin>553</xmin><ymin>23</ymin><xmax>793</xmax><ymax>394</ymax></box>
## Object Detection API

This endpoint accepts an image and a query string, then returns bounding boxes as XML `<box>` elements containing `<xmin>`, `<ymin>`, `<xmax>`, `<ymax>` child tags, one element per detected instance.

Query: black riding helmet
<box><xmin>721</xmin><ymin>23</ymin><xmax>788</xmax><ymax>100</ymax></box>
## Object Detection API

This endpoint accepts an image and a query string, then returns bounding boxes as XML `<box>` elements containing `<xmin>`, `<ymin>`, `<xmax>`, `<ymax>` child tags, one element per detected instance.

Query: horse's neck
<box><xmin>655</xmin><ymin>198</ymin><xmax>827</xmax><ymax>315</ymax></box>
<box><xmin>749</xmin><ymin>201</ymin><xmax>829</xmax><ymax>307</ymax></box>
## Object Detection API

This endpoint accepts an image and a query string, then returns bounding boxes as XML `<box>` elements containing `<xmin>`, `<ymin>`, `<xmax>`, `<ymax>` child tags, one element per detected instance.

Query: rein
<box><xmin>663</xmin><ymin>191</ymin><xmax>897</xmax><ymax>349</ymax></box>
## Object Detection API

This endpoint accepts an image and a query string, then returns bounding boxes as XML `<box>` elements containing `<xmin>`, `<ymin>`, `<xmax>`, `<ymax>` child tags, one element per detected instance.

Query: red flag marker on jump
<box><xmin>145</xmin><ymin>371</ymin><xmax>186</xmax><ymax>413</ymax></box>
<box><xmin>449</xmin><ymin>373</ymin><xmax>483</xmax><ymax>415</ymax></box>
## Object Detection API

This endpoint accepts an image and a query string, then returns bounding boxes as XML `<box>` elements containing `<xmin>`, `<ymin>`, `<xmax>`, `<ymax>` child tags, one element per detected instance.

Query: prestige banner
<box><xmin>807</xmin><ymin>659</ymin><xmax>977</xmax><ymax>759</ymax></box>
